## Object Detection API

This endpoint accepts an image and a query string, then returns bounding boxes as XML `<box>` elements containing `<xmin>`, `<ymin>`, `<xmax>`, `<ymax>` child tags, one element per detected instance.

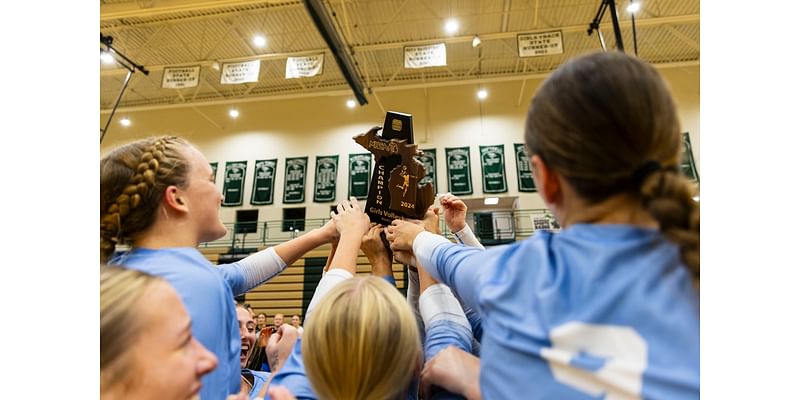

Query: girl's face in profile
<box><xmin>179</xmin><ymin>145</ymin><xmax>227</xmax><ymax>244</ymax></box>
<box><xmin>125</xmin><ymin>281</ymin><xmax>218</xmax><ymax>400</ymax></box>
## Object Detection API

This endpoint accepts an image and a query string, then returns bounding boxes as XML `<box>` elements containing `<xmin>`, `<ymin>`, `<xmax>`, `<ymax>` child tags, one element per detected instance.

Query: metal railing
<box><xmin>199</xmin><ymin>209</ymin><xmax>560</xmax><ymax>251</ymax></box>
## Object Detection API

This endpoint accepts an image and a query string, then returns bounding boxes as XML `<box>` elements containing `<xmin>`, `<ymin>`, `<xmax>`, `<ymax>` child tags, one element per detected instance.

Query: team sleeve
<box><xmin>413</xmin><ymin>231</ymin><xmax>490</xmax><ymax>314</ymax></box>
<box><xmin>220</xmin><ymin>247</ymin><xmax>287</xmax><ymax>295</ymax></box>
<box><xmin>452</xmin><ymin>224</ymin><xmax>485</xmax><ymax>249</ymax></box>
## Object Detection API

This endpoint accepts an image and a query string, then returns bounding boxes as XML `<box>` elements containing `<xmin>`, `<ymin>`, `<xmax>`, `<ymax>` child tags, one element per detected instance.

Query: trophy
<box><xmin>353</xmin><ymin>111</ymin><xmax>435</xmax><ymax>225</ymax></box>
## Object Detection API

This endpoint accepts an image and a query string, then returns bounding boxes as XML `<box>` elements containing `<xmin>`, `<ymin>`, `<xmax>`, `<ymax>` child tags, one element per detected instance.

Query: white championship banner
<box><xmin>220</xmin><ymin>59</ymin><xmax>261</xmax><ymax>84</ymax></box>
<box><xmin>285</xmin><ymin>54</ymin><xmax>324</xmax><ymax>79</ymax></box>
<box><xmin>404</xmin><ymin>43</ymin><xmax>447</xmax><ymax>69</ymax></box>
<box><xmin>517</xmin><ymin>31</ymin><xmax>564</xmax><ymax>57</ymax></box>
<box><xmin>161</xmin><ymin>66</ymin><xmax>200</xmax><ymax>89</ymax></box>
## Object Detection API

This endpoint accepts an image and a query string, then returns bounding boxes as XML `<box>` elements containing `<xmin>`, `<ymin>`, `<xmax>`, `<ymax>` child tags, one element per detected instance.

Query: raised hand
<box><xmin>423</xmin><ymin>206</ymin><xmax>442</xmax><ymax>235</ymax></box>
<box><xmin>392</xmin><ymin>249</ymin><xmax>418</xmax><ymax>267</ymax></box>
<box><xmin>385</xmin><ymin>219</ymin><xmax>425</xmax><ymax>252</ymax></box>
<box><xmin>421</xmin><ymin>346</ymin><xmax>482</xmax><ymax>400</ymax></box>
<box><xmin>330</xmin><ymin>197</ymin><xmax>370</xmax><ymax>237</ymax></box>
<box><xmin>439</xmin><ymin>193</ymin><xmax>468</xmax><ymax>232</ymax></box>
<box><xmin>329</xmin><ymin>197</ymin><xmax>370</xmax><ymax>274</ymax></box>
<box><xmin>361</xmin><ymin>223</ymin><xmax>393</xmax><ymax>277</ymax></box>
<box><xmin>361</xmin><ymin>223</ymin><xmax>388</xmax><ymax>261</ymax></box>
<box><xmin>319</xmin><ymin>217</ymin><xmax>340</xmax><ymax>243</ymax></box>
<box><xmin>266</xmin><ymin>324</ymin><xmax>299</xmax><ymax>374</ymax></box>
<box><xmin>257</xmin><ymin>327</ymin><xmax>273</xmax><ymax>348</ymax></box>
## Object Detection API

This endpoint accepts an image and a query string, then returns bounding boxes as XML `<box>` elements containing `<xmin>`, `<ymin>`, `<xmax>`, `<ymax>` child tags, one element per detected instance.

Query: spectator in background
<box><xmin>255</xmin><ymin>312</ymin><xmax>268</xmax><ymax>342</ymax></box>
<box><xmin>272</xmin><ymin>313</ymin><xmax>285</xmax><ymax>331</ymax></box>
<box><xmin>237</xmin><ymin>303</ymin><xmax>298</xmax><ymax>399</ymax></box>
<box><xmin>291</xmin><ymin>314</ymin><xmax>304</xmax><ymax>335</ymax></box>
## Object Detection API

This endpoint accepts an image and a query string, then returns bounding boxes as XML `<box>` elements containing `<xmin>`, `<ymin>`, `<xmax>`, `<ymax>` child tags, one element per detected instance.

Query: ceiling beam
<box><xmin>662</xmin><ymin>24</ymin><xmax>700</xmax><ymax>52</ymax></box>
<box><xmin>500</xmin><ymin>0</ymin><xmax>512</xmax><ymax>32</ymax></box>
<box><xmin>303</xmin><ymin>0</ymin><xmax>367</xmax><ymax>105</ymax></box>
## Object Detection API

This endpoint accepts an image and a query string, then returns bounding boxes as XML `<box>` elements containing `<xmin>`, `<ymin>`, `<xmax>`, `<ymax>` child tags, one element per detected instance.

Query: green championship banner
<box><xmin>445</xmin><ymin>147</ymin><xmax>473</xmax><ymax>195</ymax></box>
<box><xmin>210</xmin><ymin>162</ymin><xmax>218</xmax><ymax>184</ymax></box>
<box><xmin>681</xmin><ymin>132</ymin><xmax>699</xmax><ymax>182</ymax></box>
<box><xmin>313</xmin><ymin>155</ymin><xmax>339</xmax><ymax>202</ymax></box>
<box><xmin>251</xmin><ymin>159</ymin><xmax>277</xmax><ymax>205</ymax></box>
<box><xmin>480</xmin><ymin>145</ymin><xmax>508</xmax><ymax>194</ymax></box>
<box><xmin>348</xmin><ymin>153</ymin><xmax>372</xmax><ymax>200</ymax></box>
<box><xmin>283</xmin><ymin>157</ymin><xmax>308</xmax><ymax>204</ymax></box>
<box><xmin>416</xmin><ymin>148</ymin><xmax>437</xmax><ymax>194</ymax></box>
<box><xmin>514</xmin><ymin>143</ymin><xmax>536</xmax><ymax>192</ymax></box>
<box><xmin>222</xmin><ymin>161</ymin><xmax>247</xmax><ymax>206</ymax></box>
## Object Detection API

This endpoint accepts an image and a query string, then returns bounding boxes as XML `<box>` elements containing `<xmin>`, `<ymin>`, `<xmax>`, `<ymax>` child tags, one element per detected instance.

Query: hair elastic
<box><xmin>631</xmin><ymin>160</ymin><xmax>663</xmax><ymax>188</ymax></box>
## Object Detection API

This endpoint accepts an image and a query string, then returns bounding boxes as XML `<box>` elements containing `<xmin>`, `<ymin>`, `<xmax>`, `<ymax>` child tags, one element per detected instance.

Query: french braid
<box><xmin>100</xmin><ymin>136</ymin><xmax>190</xmax><ymax>262</ymax></box>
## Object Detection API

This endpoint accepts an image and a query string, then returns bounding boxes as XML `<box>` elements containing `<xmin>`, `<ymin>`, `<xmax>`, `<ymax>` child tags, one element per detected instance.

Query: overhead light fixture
<box><xmin>477</xmin><ymin>88</ymin><xmax>488</xmax><ymax>100</ymax></box>
<box><xmin>346</xmin><ymin>99</ymin><xmax>357</xmax><ymax>109</ymax></box>
<box><xmin>229</xmin><ymin>109</ymin><xmax>240</xmax><ymax>118</ymax></box>
<box><xmin>253</xmin><ymin>35</ymin><xmax>267</xmax><ymax>48</ymax></box>
<box><xmin>626</xmin><ymin>2</ymin><xmax>640</xmax><ymax>13</ymax></box>
<box><xmin>211</xmin><ymin>62</ymin><xmax>220</xmax><ymax>71</ymax></box>
<box><xmin>692</xmin><ymin>195</ymin><xmax>699</xmax><ymax>202</ymax></box>
<box><xmin>472</xmin><ymin>35</ymin><xmax>481</xmax><ymax>48</ymax></box>
<box><xmin>120</xmin><ymin>117</ymin><xmax>131</xmax><ymax>127</ymax></box>
<box><xmin>445</xmin><ymin>19</ymin><xmax>459</xmax><ymax>34</ymax></box>
<box><xmin>484</xmin><ymin>197</ymin><xmax>499</xmax><ymax>205</ymax></box>
<box><xmin>100</xmin><ymin>51</ymin><xmax>114</xmax><ymax>64</ymax></box>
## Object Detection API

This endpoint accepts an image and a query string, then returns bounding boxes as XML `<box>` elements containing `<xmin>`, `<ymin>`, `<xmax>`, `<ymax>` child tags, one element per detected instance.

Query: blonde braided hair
<box><xmin>100</xmin><ymin>136</ymin><xmax>190</xmax><ymax>262</ymax></box>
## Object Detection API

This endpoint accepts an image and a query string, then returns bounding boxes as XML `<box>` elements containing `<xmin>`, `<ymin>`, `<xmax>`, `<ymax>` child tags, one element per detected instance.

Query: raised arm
<box><xmin>386</xmin><ymin>221</ymin><xmax>489</xmax><ymax>314</ymax></box>
<box><xmin>440</xmin><ymin>193</ymin><xmax>484</xmax><ymax>249</ymax></box>
<box><xmin>305</xmin><ymin>197</ymin><xmax>370</xmax><ymax>320</ymax></box>
<box><xmin>361</xmin><ymin>223</ymin><xmax>396</xmax><ymax>285</ymax></box>
<box><xmin>224</xmin><ymin>219</ymin><xmax>339</xmax><ymax>295</ymax></box>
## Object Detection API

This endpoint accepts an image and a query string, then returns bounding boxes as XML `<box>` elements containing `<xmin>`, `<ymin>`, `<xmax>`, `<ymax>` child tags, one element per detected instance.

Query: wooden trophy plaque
<box><xmin>353</xmin><ymin>111</ymin><xmax>435</xmax><ymax>225</ymax></box>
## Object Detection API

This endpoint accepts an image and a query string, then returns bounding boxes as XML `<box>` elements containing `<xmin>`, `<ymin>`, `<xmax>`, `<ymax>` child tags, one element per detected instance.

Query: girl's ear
<box><xmin>530</xmin><ymin>155</ymin><xmax>563</xmax><ymax>207</ymax></box>
<box><xmin>163</xmin><ymin>185</ymin><xmax>189</xmax><ymax>213</ymax></box>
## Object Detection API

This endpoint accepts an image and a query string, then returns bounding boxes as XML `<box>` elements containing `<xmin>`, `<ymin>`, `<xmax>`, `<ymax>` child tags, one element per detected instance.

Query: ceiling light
<box><xmin>346</xmin><ymin>99</ymin><xmax>357</xmax><ymax>109</ymax></box>
<box><xmin>253</xmin><ymin>35</ymin><xmax>267</xmax><ymax>48</ymax></box>
<box><xmin>229</xmin><ymin>109</ymin><xmax>240</xmax><ymax>118</ymax></box>
<box><xmin>445</xmin><ymin>19</ymin><xmax>459</xmax><ymax>34</ymax></box>
<box><xmin>211</xmin><ymin>62</ymin><xmax>220</xmax><ymax>71</ymax></box>
<box><xmin>477</xmin><ymin>89</ymin><xmax>488</xmax><ymax>100</ymax></box>
<box><xmin>484</xmin><ymin>197</ymin><xmax>499</xmax><ymax>205</ymax></box>
<box><xmin>692</xmin><ymin>195</ymin><xmax>699</xmax><ymax>202</ymax></box>
<box><xmin>626</xmin><ymin>2</ymin><xmax>640</xmax><ymax>13</ymax></box>
<box><xmin>472</xmin><ymin>35</ymin><xmax>481</xmax><ymax>48</ymax></box>
<box><xmin>120</xmin><ymin>117</ymin><xmax>131</xmax><ymax>127</ymax></box>
<box><xmin>100</xmin><ymin>51</ymin><xmax>114</xmax><ymax>64</ymax></box>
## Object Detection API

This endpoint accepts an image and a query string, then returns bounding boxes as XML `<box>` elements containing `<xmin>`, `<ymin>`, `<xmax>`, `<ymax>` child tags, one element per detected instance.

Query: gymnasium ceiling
<box><xmin>99</xmin><ymin>0</ymin><xmax>700</xmax><ymax>113</ymax></box>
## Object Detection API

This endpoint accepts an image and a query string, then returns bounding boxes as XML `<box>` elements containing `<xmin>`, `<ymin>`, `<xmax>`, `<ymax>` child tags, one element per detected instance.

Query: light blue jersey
<box><xmin>415</xmin><ymin>224</ymin><xmax>699</xmax><ymax>399</ymax></box>
<box><xmin>111</xmin><ymin>247</ymin><xmax>247</xmax><ymax>399</ymax></box>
